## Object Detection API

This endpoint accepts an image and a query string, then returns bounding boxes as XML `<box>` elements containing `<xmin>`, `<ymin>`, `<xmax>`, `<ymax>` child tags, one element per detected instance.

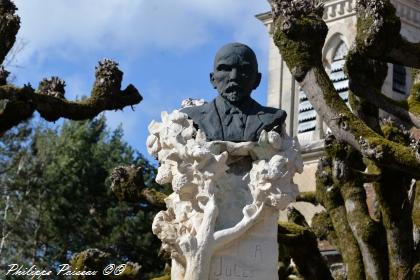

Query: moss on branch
<box><xmin>0</xmin><ymin>60</ymin><xmax>142</xmax><ymax>134</ymax></box>
<box><xmin>269</xmin><ymin>0</ymin><xmax>327</xmax><ymax>81</ymax></box>
<box><xmin>315</xmin><ymin>145</ymin><xmax>366</xmax><ymax>280</ymax></box>
<box><xmin>296</xmin><ymin>191</ymin><xmax>318</xmax><ymax>204</ymax></box>
<box><xmin>336</xmin><ymin>152</ymin><xmax>388</xmax><ymax>279</ymax></box>
<box><xmin>312</xmin><ymin>67</ymin><xmax>420</xmax><ymax>177</ymax></box>
<box><xmin>388</xmin><ymin>36</ymin><xmax>420</xmax><ymax>69</ymax></box>
<box><xmin>0</xmin><ymin>1</ymin><xmax>142</xmax><ymax>133</ymax></box>
<box><xmin>355</xmin><ymin>0</ymin><xmax>401</xmax><ymax>57</ymax></box>
<box><xmin>278</xmin><ymin>222</ymin><xmax>333</xmax><ymax>280</ymax></box>
<box><xmin>151</xmin><ymin>275</ymin><xmax>170</xmax><ymax>280</ymax></box>
<box><xmin>70</xmin><ymin>248</ymin><xmax>142</xmax><ymax>280</ymax></box>
<box><xmin>110</xmin><ymin>165</ymin><xmax>167</xmax><ymax>209</ymax></box>
<box><xmin>0</xmin><ymin>0</ymin><xmax>20</xmax><ymax>64</ymax></box>
<box><xmin>375</xmin><ymin>168</ymin><xmax>414</xmax><ymax>279</ymax></box>
<box><xmin>347</xmin><ymin>50</ymin><xmax>420</xmax><ymax>127</ymax></box>
<box><xmin>354</xmin><ymin>0</ymin><xmax>420</xmax><ymax>67</ymax></box>
<box><xmin>311</xmin><ymin>211</ymin><xmax>338</xmax><ymax>246</ymax></box>
<box><xmin>408</xmin><ymin>72</ymin><xmax>420</xmax><ymax>117</ymax></box>
<box><xmin>268</xmin><ymin>1</ymin><xmax>420</xmax><ymax>175</ymax></box>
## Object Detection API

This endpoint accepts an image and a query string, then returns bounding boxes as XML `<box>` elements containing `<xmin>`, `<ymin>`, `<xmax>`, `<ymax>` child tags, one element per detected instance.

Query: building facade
<box><xmin>257</xmin><ymin>0</ymin><xmax>420</xmax><ymax>195</ymax></box>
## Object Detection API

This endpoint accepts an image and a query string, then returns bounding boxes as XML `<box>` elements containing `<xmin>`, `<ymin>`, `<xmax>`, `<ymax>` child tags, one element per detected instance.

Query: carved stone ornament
<box><xmin>147</xmin><ymin>109</ymin><xmax>303</xmax><ymax>280</ymax></box>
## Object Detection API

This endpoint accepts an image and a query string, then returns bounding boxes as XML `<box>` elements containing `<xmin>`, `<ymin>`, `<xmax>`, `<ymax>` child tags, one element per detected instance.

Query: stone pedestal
<box><xmin>147</xmin><ymin>110</ymin><xmax>302</xmax><ymax>280</ymax></box>
<box><xmin>209</xmin><ymin>166</ymin><xmax>278</xmax><ymax>280</ymax></box>
<box><xmin>210</xmin><ymin>208</ymin><xmax>278</xmax><ymax>280</ymax></box>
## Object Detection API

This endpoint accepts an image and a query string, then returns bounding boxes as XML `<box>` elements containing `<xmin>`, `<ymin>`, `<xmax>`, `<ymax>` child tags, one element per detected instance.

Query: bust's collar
<box><xmin>215</xmin><ymin>95</ymin><xmax>255</xmax><ymax>115</ymax></box>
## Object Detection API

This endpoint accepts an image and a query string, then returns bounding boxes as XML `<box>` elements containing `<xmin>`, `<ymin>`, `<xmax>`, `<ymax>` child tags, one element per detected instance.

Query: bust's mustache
<box><xmin>224</xmin><ymin>83</ymin><xmax>242</xmax><ymax>93</ymax></box>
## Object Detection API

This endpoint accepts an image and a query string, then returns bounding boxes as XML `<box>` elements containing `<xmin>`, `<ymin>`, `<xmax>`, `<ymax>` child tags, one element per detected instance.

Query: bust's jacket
<box><xmin>180</xmin><ymin>96</ymin><xmax>287</xmax><ymax>142</ymax></box>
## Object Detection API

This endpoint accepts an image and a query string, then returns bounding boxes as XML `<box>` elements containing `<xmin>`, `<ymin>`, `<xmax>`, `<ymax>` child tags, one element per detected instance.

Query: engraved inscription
<box><xmin>254</xmin><ymin>244</ymin><xmax>263</xmax><ymax>262</ymax></box>
<box><xmin>212</xmin><ymin>257</ymin><xmax>254</xmax><ymax>279</ymax></box>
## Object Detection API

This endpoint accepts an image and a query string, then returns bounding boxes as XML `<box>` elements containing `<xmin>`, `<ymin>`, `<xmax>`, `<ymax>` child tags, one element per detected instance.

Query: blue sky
<box><xmin>9</xmin><ymin>0</ymin><xmax>272</xmax><ymax>163</ymax></box>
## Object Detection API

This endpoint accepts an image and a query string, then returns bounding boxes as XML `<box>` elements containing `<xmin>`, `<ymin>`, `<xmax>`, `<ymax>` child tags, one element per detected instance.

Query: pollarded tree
<box><xmin>0</xmin><ymin>0</ymin><xmax>159</xmax><ymax>278</ymax></box>
<box><xmin>0</xmin><ymin>0</ymin><xmax>142</xmax><ymax>134</ymax></box>
<box><xmin>266</xmin><ymin>0</ymin><xmax>420</xmax><ymax>279</ymax></box>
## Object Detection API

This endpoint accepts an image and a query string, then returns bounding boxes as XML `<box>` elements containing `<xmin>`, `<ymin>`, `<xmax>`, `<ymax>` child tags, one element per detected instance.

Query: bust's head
<box><xmin>210</xmin><ymin>43</ymin><xmax>261</xmax><ymax>104</ymax></box>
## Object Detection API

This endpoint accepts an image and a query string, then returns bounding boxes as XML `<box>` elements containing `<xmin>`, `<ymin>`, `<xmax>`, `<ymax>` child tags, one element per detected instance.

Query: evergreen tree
<box><xmin>0</xmin><ymin>122</ymin><xmax>35</xmax><ymax>266</ymax></box>
<box><xmin>1</xmin><ymin>117</ymin><xmax>164</xmax><ymax>279</ymax></box>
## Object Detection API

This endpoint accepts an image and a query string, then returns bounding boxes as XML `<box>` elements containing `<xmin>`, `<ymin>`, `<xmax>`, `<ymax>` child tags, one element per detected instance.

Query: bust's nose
<box><xmin>229</xmin><ymin>68</ymin><xmax>238</xmax><ymax>81</ymax></box>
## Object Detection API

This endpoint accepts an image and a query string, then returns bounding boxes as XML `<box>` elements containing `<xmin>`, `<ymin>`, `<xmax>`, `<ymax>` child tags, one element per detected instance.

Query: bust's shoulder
<box><xmin>249</xmin><ymin>100</ymin><xmax>287</xmax><ymax>128</ymax></box>
<box><xmin>256</xmin><ymin>104</ymin><xmax>284</xmax><ymax>115</ymax></box>
<box><xmin>249</xmin><ymin>99</ymin><xmax>286</xmax><ymax>117</ymax></box>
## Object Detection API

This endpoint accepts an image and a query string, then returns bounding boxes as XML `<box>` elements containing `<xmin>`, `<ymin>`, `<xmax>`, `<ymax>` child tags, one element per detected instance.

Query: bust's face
<box><xmin>210</xmin><ymin>44</ymin><xmax>261</xmax><ymax>104</ymax></box>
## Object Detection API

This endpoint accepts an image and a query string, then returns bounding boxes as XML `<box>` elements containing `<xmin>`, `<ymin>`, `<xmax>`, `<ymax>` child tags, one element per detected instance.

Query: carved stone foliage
<box><xmin>147</xmin><ymin>110</ymin><xmax>302</xmax><ymax>280</ymax></box>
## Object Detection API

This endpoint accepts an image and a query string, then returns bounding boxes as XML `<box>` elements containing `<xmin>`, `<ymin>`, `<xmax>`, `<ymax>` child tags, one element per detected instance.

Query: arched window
<box><xmin>329</xmin><ymin>42</ymin><xmax>349</xmax><ymax>104</ymax></box>
<box><xmin>297</xmin><ymin>41</ymin><xmax>349</xmax><ymax>135</ymax></box>
<box><xmin>297</xmin><ymin>90</ymin><xmax>317</xmax><ymax>133</ymax></box>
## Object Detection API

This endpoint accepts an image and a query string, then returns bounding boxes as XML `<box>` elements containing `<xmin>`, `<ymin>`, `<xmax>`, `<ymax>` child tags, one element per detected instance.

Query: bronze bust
<box><xmin>181</xmin><ymin>43</ymin><xmax>286</xmax><ymax>142</ymax></box>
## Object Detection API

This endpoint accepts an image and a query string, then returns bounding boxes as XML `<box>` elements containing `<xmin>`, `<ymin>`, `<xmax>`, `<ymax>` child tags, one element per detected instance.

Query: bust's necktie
<box><xmin>224</xmin><ymin>108</ymin><xmax>246</xmax><ymax>141</ymax></box>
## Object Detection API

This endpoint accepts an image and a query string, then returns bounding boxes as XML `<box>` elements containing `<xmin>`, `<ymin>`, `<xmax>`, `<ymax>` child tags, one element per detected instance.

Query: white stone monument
<box><xmin>147</xmin><ymin>109</ymin><xmax>302</xmax><ymax>280</ymax></box>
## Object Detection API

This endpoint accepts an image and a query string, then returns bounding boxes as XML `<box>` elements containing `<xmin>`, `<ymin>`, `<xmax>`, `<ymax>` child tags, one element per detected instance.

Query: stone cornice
<box><xmin>391</xmin><ymin>0</ymin><xmax>420</xmax><ymax>28</ymax></box>
<box><xmin>322</xmin><ymin>0</ymin><xmax>357</xmax><ymax>22</ymax></box>
<box><xmin>257</xmin><ymin>0</ymin><xmax>420</xmax><ymax>28</ymax></box>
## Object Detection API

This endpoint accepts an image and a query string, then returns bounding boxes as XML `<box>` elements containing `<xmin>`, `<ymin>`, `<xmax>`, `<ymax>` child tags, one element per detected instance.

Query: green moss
<box><xmin>110</xmin><ymin>166</ymin><xmax>145</xmax><ymax>203</ymax></box>
<box><xmin>408</xmin><ymin>82</ymin><xmax>420</xmax><ymax>116</ymax></box>
<box><xmin>329</xmin><ymin>206</ymin><xmax>366</xmax><ymax>280</ymax></box>
<box><xmin>296</xmin><ymin>191</ymin><xmax>317</xmax><ymax>204</ymax></box>
<box><xmin>315</xmin><ymin>154</ymin><xmax>344</xmax><ymax>210</ymax></box>
<box><xmin>278</xmin><ymin>222</ymin><xmax>312</xmax><ymax>245</ymax></box>
<box><xmin>70</xmin><ymin>249</ymin><xmax>110</xmax><ymax>280</ymax></box>
<box><xmin>412</xmin><ymin>263</ymin><xmax>420</xmax><ymax>280</ymax></box>
<box><xmin>314</xmin><ymin>67</ymin><xmax>420</xmax><ymax>176</ymax></box>
<box><xmin>141</xmin><ymin>188</ymin><xmax>167</xmax><ymax>209</ymax></box>
<box><xmin>151</xmin><ymin>275</ymin><xmax>170</xmax><ymax>280</ymax></box>
<box><xmin>412</xmin><ymin>181</ymin><xmax>420</xmax><ymax>227</ymax></box>
<box><xmin>381</xmin><ymin>122</ymin><xmax>410</xmax><ymax>145</ymax></box>
<box><xmin>278</xmin><ymin>222</ymin><xmax>334</xmax><ymax>280</ymax></box>
<box><xmin>273</xmin><ymin>14</ymin><xmax>327</xmax><ymax>81</ymax></box>
<box><xmin>340</xmin><ymin>180</ymin><xmax>385</xmax><ymax>255</ymax></box>
<box><xmin>356</xmin><ymin>14</ymin><xmax>375</xmax><ymax>52</ymax></box>
<box><xmin>373</xmin><ymin>166</ymin><xmax>413</xmax><ymax>279</ymax></box>
<box><xmin>345</xmin><ymin>50</ymin><xmax>387</xmax><ymax>89</ymax></box>
<box><xmin>355</xmin><ymin>2</ymin><xmax>401</xmax><ymax>57</ymax></box>
<box><xmin>315</xmin><ymin>159</ymin><xmax>334</xmax><ymax>207</ymax></box>
<box><xmin>311</xmin><ymin>211</ymin><xmax>337</xmax><ymax>244</ymax></box>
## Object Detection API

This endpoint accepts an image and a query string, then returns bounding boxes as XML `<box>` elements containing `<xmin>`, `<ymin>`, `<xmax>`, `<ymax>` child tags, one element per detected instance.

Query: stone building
<box><xmin>257</xmin><ymin>0</ymin><xmax>420</xmax><ymax>197</ymax></box>
<box><xmin>257</xmin><ymin>0</ymin><xmax>420</xmax><ymax>263</ymax></box>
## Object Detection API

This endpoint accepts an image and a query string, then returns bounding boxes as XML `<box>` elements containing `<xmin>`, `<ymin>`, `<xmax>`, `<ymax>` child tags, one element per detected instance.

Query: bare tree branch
<box><xmin>326</xmin><ymin>136</ymin><xmax>388</xmax><ymax>279</ymax></box>
<box><xmin>315</xmin><ymin>155</ymin><xmax>366</xmax><ymax>280</ymax></box>
<box><xmin>0</xmin><ymin>59</ymin><xmax>142</xmax><ymax>134</ymax></box>
<box><xmin>346</xmin><ymin>50</ymin><xmax>420</xmax><ymax>128</ymax></box>
<box><xmin>388</xmin><ymin>38</ymin><xmax>420</xmax><ymax>69</ymax></box>
<box><xmin>304</xmin><ymin>67</ymin><xmax>420</xmax><ymax>176</ymax></box>
<box><xmin>110</xmin><ymin>165</ymin><xmax>166</xmax><ymax>209</ymax></box>
<box><xmin>355</xmin><ymin>0</ymin><xmax>420</xmax><ymax>68</ymax></box>
<box><xmin>296</xmin><ymin>191</ymin><xmax>318</xmax><ymax>204</ymax></box>
<box><xmin>278</xmin><ymin>222</ymin><xmax>334</xmax><ymax>280</ymax></box>
<box><xmin>0</xmin><ymin>0</ymin><xmax>20</xmax><ymax>65</ymax></box>
<box><xmin>268</xmin><ymin>0</ymin><xmax>420</xmax><ymax>177</ymax></box>
<box><xmin>0</xmin><ymin>1</ymin><xmax>142</xmax><ymax>134</ymax></box>
<box><xmin>268</xmin><ymin>0</ymin><xmax>420</xmax><ymax>278</ymax></box>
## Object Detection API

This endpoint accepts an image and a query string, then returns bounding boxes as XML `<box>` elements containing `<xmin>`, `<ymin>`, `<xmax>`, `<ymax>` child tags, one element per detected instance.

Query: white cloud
<box><xmin>9</xmin><ymin>0</ymin><xmax>272</xmax><ymax>160</ymax></box>
<box><xmin>13</xmin><ymin>0</ymin><xmax>270</xmax><ymax>64</ymax></box>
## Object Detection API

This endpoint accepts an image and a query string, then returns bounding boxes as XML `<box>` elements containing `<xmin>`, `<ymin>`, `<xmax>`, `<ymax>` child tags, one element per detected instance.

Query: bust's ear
<box><xmin>253</xmin><ymin>72</ymin><xmax>262</xmax><ymax>89</ymax></box>
<box><xmin>210</xmin><ymin>72</ymin><xmax>217</xmax><ymax>89</ymax></box>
